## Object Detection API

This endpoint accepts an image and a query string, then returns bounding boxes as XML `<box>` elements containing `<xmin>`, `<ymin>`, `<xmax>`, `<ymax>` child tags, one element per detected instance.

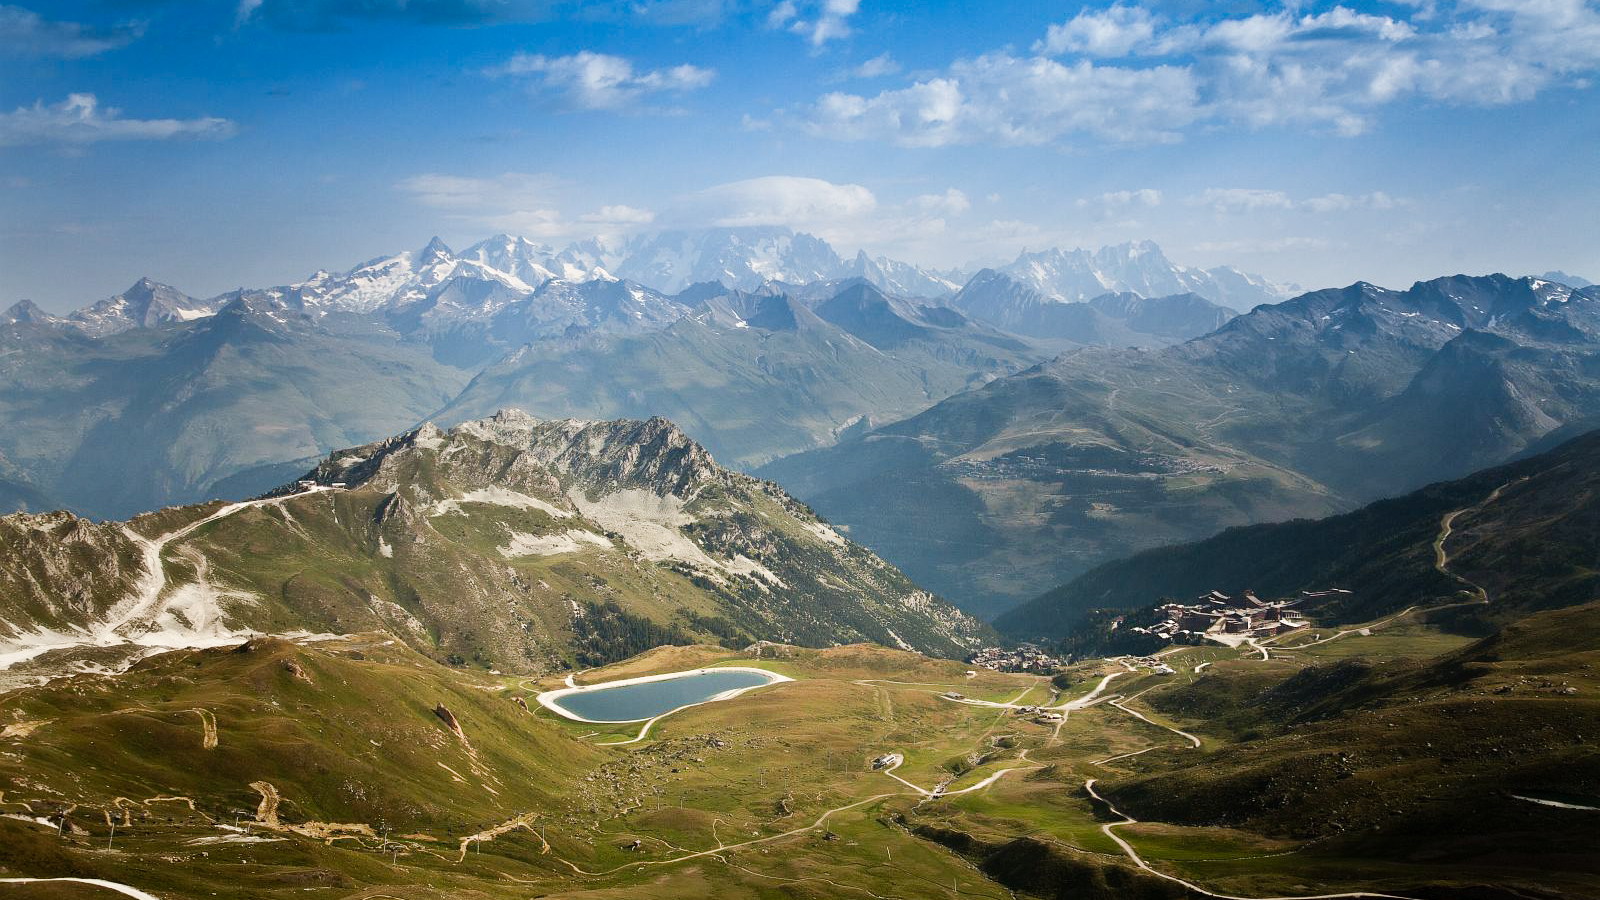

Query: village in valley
<box><xmin>966</xmin><ymin>589</ymin><xmax>1341</xmax><ymax>677</ymax></box>
<box><xmin>965</xmin><ymin>643</ymin><xmax>1068</xmax><ymax>673</ymax></box>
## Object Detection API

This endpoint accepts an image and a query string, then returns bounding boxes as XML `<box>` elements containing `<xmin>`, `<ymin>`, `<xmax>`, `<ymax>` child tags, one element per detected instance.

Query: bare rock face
<box><xmin>0</xmin><ymin>511</ymin><xmax>145</xmax><ymax>640</ymax></box>
<box><xmin>433</xmin><ymin>703</ymin><xmax>464</xmax><ymax>739</ymax></box>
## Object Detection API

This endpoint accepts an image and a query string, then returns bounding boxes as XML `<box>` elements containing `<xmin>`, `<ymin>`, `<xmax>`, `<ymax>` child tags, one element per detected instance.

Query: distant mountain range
<box><xmin>992</xmin><ymin>240</ymin><xmax>1295</xmax><ymax>312</ymax></box>
<box><xmin>762</xmin><ymin>274</ymin><xmax>1600</xmax><ymax>618</ymax></box>
<box><xmin>0</xmin><ymin>230</ymin><xmax>1270</xmax><ymax>519</ymax></box>
<box><xmin>17</xmin><ymin>230</ymin><xmax>1290</xmax><ymax>335</ymax></box>
<box><xmin>1542</xmin><ymin>270</ymin><xmax>1594</xmax><ymax>289</ymax></box>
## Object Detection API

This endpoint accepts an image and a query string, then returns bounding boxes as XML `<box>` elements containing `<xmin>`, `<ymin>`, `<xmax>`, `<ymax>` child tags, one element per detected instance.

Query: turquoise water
<box><xmin>550</xmin><ymin>669</ymin><xmax>779</xmax><ymax>722</ymax></box>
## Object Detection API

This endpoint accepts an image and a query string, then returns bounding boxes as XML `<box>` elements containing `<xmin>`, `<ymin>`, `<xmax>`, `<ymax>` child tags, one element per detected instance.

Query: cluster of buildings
<box><xmin>1129</xmin><ymin>589</ymin><xmax>1326</xmax><ymax>645</ymax></box>
<box><xmin>1124</xmin><ymin>655</ymin><xmax>1177</xmax><ymax>675</ymax></box>
<box><xmin>1012</xmin><ymin>705</ymin><xmax>1065</xmax><ymax>724</ymax></box>
<box><xmin>967</xmin><ymin>643</ymin><xmax>1067</xmax><ymax>673</ymax></box>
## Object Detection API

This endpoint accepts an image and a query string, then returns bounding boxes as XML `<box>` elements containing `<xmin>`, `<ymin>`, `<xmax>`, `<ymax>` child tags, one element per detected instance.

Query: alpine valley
<box><xmin>3</xmin><ymin>232</ymin><xmax>1598</xmax><ymax>900</ymax></box>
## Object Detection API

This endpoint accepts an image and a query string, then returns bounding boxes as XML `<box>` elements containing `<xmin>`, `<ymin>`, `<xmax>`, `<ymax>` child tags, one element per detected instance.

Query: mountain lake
<box><xmin>538</xmin><ymin>667</ymin><xmax>791</xmax><ymax>723</ymax></box>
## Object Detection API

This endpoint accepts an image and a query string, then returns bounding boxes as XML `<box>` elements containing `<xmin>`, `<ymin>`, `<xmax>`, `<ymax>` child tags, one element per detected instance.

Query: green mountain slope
<box><xmin>1098</xmin><ymin>603</ymin><xmax>1600</xmax><ymax>894</ymax></box>
<box><xmin>0</xmin><ymin>411</ymin><xmax>987</xmax><ymax>682</ymax></box>
<box><xmin>996</xmin><ymin>425</ymin><xmax>1600</xmax><ymax>640</ymax></box>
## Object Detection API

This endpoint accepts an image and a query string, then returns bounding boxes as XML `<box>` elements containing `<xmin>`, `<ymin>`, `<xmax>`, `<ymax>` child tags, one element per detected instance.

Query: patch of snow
<box><xmin>499</xmin><ymin>530</ymin><xmax>613</xmax><ymax>557</ymax></box>
<box><xmin>565</xmin><ymin>488</ymin><xmax>777</xmax><ymax>586</ymax></box>
<box><xmin>428</xmin><ymin>487</ymin><xmax>571</xmax><ymax>519</ymax></box>
<box><xmin>801</xmin><ymin>520</ymin><xmax>847</xmax><ymax>547</ymax></box>
<box><xmin>880</xmin><ymin>626</ymin><xmax>913</xmax><ymax>651</ymax></box>
<box><xmin>187</xmin><ymin>834</ymin><xmax>285</xmax><ymax>845</ymax></box>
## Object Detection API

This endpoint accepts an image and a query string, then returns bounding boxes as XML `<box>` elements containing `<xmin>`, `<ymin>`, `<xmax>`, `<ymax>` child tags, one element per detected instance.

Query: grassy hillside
<box><xmin>1098</xmin><ymin>604</ymin><xmax>1600</xmax><ymax>896</ymax></box>
<box><xmin>2</xmin><ymin>612</ymin><xmax>1594</xmax><ymax>899</ymax></box>
<box><xmin>998</xmin><ymin>426</ymin><xmax>1600</xmax><ymax>639</ymax></box>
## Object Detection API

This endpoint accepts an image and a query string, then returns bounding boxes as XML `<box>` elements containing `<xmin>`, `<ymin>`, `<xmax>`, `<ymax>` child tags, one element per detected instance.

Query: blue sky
<box><xmin>3</xmin><ymin>0</ymin><xmax>1598</xmax><ymax>310</ymax></box>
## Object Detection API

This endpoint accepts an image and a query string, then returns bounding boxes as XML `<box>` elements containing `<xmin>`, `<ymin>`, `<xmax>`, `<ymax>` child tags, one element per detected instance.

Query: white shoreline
<box><xmin>536</xmin><ymin>665</ymin><xmax>793</xmax><ymax>725</ymax></box>
<box><xmin>0</xmin><ymin>877</ymin><xmax>162</xmax><ymax>899</ymax></box>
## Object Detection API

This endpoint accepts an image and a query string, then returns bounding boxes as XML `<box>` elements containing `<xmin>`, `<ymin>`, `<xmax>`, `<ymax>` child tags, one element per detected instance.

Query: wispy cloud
<box><xmin>397</xmin><ymin>171</ymin><xmax>655</xmax><ymax>239</ymax></box>
<box><xmin>234</xmin><ymin>0</ymin><xmax>738</xmax><ymax>29</ymax></box>
<box><xmin>489</xmin><ymin>50</ymin><xmax>714</xmax><ymax>111</ymax></box>
<box><xmin>1078</xmin><ymin>188</ymin><xmax>1163</xmax><ymax>210</ymax></box>
<box><xmin>1188</xmin><ymin>188</ymin><xmax>1404</xmax><ymax>214</ymax></box>
<box><xmin>0</xmin><ymin>5</ymin><xmax>143</xmax><ymax>57</ymax></box>
<box><xmin>0</xmin><ymin>94</ymin><xmax>235</xmax><ymax>147</ymax></box>
<box><xmin>852</xmin><ymin>52</ymin><xmax>900</xmax><ymax>78</ymax></box>
<box><xmin>801</xmin><ymin>54</ymin><xmax>1199</xmax><ymax>146</ymax></box>
<box><xmin>678</xmin><ymin>175</ymin><xmax>878</xmax><ymax>228</ymax></box>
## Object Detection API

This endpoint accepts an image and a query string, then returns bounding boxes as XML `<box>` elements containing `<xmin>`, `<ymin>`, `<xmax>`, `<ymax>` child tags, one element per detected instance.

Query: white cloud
<box><xmin>909</xmin><ymin>188</ymin><xmax>970</xmax><ymax>216</ymax></box>
<box><xmin>580</xmin><ymin>204</ymin><xmax>655</xmax><ymax>225</ymax></box>
<box><xmin>802</xmin><ymin>53</ymin><xmax>1199</xmax><ymax>147</ymax></box>
<box><xmin>490</xmin><ymin>50</ymin><xmax>714</xmax><ymax>111</ymax></box>
<box><xmin>799</xmin><ymin>1</ymin><xmax>1600</xmax><ymax>147</ymax></box>
<box><xmin>0</xmin><ymin>4</ymin><xmax>143</xmax><ymax>57</ymax></box>
<box><xmin>680</xmin><ymin>175</ymin><xmax>877</xmax><ymax>228</ymax></box>
<box><xmin>0</xmin><ymin>94</ymin><xmax>235</xmax><ymax>147</ymax></box>
<box><xmin>1188</xmin><ymin>188</ymin><xmax>1295</xmax><ymax>213</ymax></box>
<box><xmin>1191</xmin><ymin>236</ymin><xmax>1334</xmax><ymax>254</ymax></box>
<box><xmin>777</xmin><ymin>0</ymin><xmax>860</xmax><ymax>47</ymax></box>
<box><xmin>653</xmin><ymin>175</ymin><xmax>984</xmax><ymax>262</ymax></box>
<box><xmin>1302</xmin><ymin>191</ymin><xmax>1399</xmax><ymax>213</ymax></box>
<box><xmin>1036</xmin><ymin>4</ymin><xmax>1159</xmax><ymax>57</ymax></box>
<box><xmin>397</xmin><ymin>171</ymin><xmax>654</xmax><ymax>240</ymax></box>
<box><xmin>766</xmin><ymin>0</ymin><xmax>797</xmax><ymax>28</ymax></box>
<box><xmin>398</xmin><ymin>172</ymin><xmax>561</xmax><ymax>210</ymax></box>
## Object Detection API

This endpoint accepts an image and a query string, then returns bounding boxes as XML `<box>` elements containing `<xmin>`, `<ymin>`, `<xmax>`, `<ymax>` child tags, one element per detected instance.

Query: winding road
<box><xmin>1432</xmin><ymin>477</ymin><xmax>1527</xmax><ymax>604</ymax></box>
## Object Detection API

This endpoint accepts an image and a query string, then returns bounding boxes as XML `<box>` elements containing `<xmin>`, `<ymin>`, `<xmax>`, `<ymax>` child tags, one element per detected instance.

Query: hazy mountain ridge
<box><xmin>953</xmin><ymin>270</ymin><xmax>1238</xmax><ymax>346</ymax></box>
<box><xmin>0</xmin><ymin>296</ymin><xmax>472</xmax><ymax>520</ymax></box>
<box><xmin>29</xmin><ymin>232</ymin><xmax>1285</xmax><ymax>337</ymax></box>
<box><xmin>762</xmin><ymin>274</ymin><xmax>1600</xmax><ymax>617</ymax></box>
<box><xmin>433</xmin><ymin>283</ymin><xmax>1046</xmax><ymax>469</ymax></box>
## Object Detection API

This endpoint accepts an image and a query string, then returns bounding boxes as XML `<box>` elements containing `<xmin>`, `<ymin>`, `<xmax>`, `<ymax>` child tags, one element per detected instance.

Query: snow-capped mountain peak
<box><xmin>1000</xmin><ymin>240</ymin><xmax>1294</xmax><ymax>312</ymax></box>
